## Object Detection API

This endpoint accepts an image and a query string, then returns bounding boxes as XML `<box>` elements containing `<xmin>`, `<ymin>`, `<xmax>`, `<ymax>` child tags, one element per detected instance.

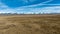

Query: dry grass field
<box><xmin>0</xmin><ymin>14</ymin><xmax>60</xmax><ymax>34</ymax></box>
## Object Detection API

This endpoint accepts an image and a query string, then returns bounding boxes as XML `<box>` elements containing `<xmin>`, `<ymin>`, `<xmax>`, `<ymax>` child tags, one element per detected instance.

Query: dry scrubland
<box><xmin>0</xmin><ymin>15</ymin><xmax>60</xmax><ymax>34</ymax></box>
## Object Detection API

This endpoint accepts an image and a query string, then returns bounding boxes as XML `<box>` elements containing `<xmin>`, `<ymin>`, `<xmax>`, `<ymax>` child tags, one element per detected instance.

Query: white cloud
<box><xmin>0</xmin><ymin>2</ymin><xmax>8</xmax><ymax>9</ymax></box>
<box><xmin>17</xmin><ymin>6</ymin><xmax>60</xmax><ymax>14</ymax></box>
<box><xmin>40</xmin><ymin>6</ymin><xmax>60</xmax><ymax>13</ymax></box>
<box><xmin>40</xmin><ymin>0</ymin><xmax>53</xmax><ymax>4</ymax></box>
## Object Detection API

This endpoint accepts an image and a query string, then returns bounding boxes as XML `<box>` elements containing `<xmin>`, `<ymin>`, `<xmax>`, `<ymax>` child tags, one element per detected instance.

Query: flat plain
<box><xmin>0</xmin><ymin>14</ymin><xmax>60</xmax><ymax>34</ymax></box>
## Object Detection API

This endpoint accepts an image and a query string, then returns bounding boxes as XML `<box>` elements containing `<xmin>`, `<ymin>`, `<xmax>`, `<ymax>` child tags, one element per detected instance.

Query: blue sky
<box><xmin>0</xmin><ymin>0</ymin><xmax>60</xmax><ymax>14</ymax></box>
<box><xmin>1</xmin><ymin>0</ymin><xmax>48</xmax><ymax>8</ymax></box>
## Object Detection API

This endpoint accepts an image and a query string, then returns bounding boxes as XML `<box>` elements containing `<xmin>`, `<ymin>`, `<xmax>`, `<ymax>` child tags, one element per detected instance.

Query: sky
<box><xmin>0</xmin><ymin>0</ymin><xmax>60</xmax><ymax>14</ymax></box>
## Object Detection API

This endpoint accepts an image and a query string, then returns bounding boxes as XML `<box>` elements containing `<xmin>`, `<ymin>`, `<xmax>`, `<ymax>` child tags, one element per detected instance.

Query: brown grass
<box><xmin>0</xmin><ymin>15</ymin><xmax>60</xmax><ymax>34</ymax></box>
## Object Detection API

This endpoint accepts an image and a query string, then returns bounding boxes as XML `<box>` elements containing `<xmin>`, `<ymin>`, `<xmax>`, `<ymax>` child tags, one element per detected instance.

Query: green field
<box><xmin>0</xmin><ymin>15</ymin><xmax>60</xmax><ymax>34</ymax></box>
